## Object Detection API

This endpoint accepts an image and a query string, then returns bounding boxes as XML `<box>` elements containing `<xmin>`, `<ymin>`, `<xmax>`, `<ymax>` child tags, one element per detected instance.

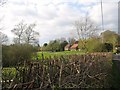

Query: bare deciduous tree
<box><xmin>23</xmin><ymin>23</ymin><xmax>39</xmax><ymax>44</ymax></box>
<box><xmin>11</xmin><ymin>21</ymin><xmax>27</xmax><ymax>44</ymax></box>
<box><xmin>75</xmin><ymin>16</ymin><xmax>98</xmax><ymax>40</ymax></box>
<box><xmin>12</xmin><ymin>21</ymin><xmax>39</xmax><ymax>45</ymax></box>
<box><xmin>74</xmin><ymin>16</ymin><xmax>98</xmax><ymax>51</ymax></box>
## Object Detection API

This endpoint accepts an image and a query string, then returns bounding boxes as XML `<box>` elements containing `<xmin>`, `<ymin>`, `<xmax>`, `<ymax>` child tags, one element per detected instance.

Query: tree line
<box><xmin>42</xmin><ymin>30</ymin><xmax>120</xmax><ymax>53</ymax></box>
<box><xmin>42</xmin><ymin>38</ymin><xmax>76</xmax><ymax>52</ymax></box>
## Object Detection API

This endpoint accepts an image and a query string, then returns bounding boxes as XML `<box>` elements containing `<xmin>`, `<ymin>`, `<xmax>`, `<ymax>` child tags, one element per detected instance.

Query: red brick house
<box><xmin>64</xmin><ymin>41</ymin><xmax>79</xmax><ymax>51</ymax></box>
<box><xmin>64</xmin><ymin>44</ymin><xmax>71</xmax><ymax>51</ymax></box>
<box><xmin>70</xmin><ymin>41</ymin><xmax>79</xmax><ymax>51</ymax></box>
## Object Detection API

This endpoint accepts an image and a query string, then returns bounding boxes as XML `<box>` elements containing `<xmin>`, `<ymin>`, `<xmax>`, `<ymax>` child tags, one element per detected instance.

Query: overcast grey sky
<box><xmin>0</xmin><ymin>0</ymin><xmax>119</xmax><ymax>45</ymax></box>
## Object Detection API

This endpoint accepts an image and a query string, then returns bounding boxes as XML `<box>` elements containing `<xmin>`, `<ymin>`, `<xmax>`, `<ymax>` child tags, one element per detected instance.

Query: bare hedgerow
<box><xmin>2</xmin><ymin>52</ymin><xmax>113</xmax><ymax>89</ymax></box>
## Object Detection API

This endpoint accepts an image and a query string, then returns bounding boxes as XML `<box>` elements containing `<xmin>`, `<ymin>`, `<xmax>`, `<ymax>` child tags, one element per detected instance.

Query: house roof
<box><xmin>75</xmin><ymin>41</ymin><xmax>79</xmax><ymax>44</ymax></box>
<box><xmin>65</xmin><ymin>44</ymin><xmax>71</xmax><ymax>48</ymax></box>
<box><xmin>70</xmin><ymin>43</ymin><xmax>78</xmax><ymax>49</ymax></box>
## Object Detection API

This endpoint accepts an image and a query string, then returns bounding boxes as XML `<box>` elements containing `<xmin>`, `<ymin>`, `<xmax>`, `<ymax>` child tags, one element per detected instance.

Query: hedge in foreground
<box><xmin>3</xmin><ymin>53</ymin><xmax>114</xmax><ymax>89</ymax></box>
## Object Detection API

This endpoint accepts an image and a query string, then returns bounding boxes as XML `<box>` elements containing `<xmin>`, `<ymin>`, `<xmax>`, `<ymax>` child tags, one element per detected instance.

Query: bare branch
<box><xmin>12</xmin><ymin>21</ymin><xmax>40</xmax><ymax>45</ymax></box>
<box><xmin>11</xmin><ymin>21</ymin><xmax>27</xmax><ymax>44</ymax></box>
<box><xmin>0</xmin><ymin>32</ymin><xmax>8</xmax><ymax>44</ymax></box>
<box><xmin>23</xmin><ymin>23</ymin><xmax>39</xmax><ymax>44</ymax></box>
<box><xmin>74</xmin><ymin>16</ymin><xmax>98</xmax><ymax>51</ymax></box>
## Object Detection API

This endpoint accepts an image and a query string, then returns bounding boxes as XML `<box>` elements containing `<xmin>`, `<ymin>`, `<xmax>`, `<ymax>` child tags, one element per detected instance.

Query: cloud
<box><xmin>0</xmin><ymin>0</ymin><xmax>119</xmax><ymax>45</ymax></box>
<box><xmin>89</xmin><ymin>2</ymin><xmax>118</xmax><ymax>31</ymax></box>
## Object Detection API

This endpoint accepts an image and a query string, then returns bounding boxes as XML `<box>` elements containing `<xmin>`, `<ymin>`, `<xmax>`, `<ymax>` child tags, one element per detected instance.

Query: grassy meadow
<box><xmin>36</xmin><ymin>51</ymin><xmax>85</xmax><ymax>60</ymax></box>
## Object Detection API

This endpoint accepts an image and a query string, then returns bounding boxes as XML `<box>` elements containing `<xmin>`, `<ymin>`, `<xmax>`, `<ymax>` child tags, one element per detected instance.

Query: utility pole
<box><xmin>118</xmin><ymin>1</ymin><xmax>120</xmax><ymax>35</ymax></box>
<box><xmin>101</xmin><ymin>0</ymin><xmax>104</xmax><ymax>43</ymax></box>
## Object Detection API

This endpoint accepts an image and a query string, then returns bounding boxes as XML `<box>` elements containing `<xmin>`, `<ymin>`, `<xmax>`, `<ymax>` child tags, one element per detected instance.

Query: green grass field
<box><xmin>36</xmin><ymin>51</ymin><xmax>85</xmax><ymax>60</ymax></box>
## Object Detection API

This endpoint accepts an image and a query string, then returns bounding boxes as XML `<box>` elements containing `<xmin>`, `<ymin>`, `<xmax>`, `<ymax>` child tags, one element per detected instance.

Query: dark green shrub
<box><xmin>104</xmin><ymin>43</ymin><xmax>113</xmax><ymax>52</ymax></box>
<box><xmin>2</xmin><ymin>44</ymin><xmax>34</xmax><ymax>67</ymax></box>
<box><xmin>93</xmin><ymin>43</ymin><xmax>113</xmax><ymax>52</ymax></box>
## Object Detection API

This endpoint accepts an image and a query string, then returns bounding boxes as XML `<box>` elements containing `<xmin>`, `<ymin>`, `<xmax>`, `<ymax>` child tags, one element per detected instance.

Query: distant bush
<box><xmin>79</xmin><ymin>37</ymin><xmax>113</xmax><ymax>53</ymax></box>
<box><xmin>93</xmin><ymin>43</ymin><xmax>113</xmax><ymax>52</ymax></box>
